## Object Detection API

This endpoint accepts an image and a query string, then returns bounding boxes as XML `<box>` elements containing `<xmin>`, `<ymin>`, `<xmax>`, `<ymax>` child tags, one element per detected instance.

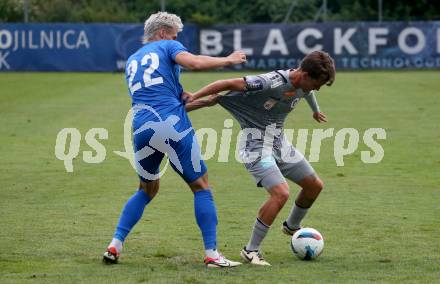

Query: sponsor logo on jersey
<box><xmin>290</xmin><ymin>98</ymin><xmax>300</xmax><ymax>109</ymax></box>
<box><xmin>267</xmin><ymin>72</ymin><xmax>284</xmax><ymax>89</ymax></box>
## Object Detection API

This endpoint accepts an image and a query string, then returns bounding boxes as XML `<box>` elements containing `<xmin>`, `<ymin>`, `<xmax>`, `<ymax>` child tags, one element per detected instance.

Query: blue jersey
<box><xmin>125</xmin><ymin>40</ymin><xmax>207</xmax><ymax>183</ymax></box>
<box><xmin>125</xmin><ymin>40</ymin><xmax>187</xmax><ymax>118</ymax></box>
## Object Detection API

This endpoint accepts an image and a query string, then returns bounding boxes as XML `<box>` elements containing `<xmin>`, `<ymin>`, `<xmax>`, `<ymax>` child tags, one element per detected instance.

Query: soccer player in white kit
<box><xmin>186</xmin><ymin>51</ymin><xmax>336</xmax><ymax>266</ymax></box>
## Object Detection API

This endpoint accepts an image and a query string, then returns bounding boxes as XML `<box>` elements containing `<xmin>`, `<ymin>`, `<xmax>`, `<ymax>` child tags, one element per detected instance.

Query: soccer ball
<box><xmin>290</xmin><ymin>228</ymin><xmax>324</xmax><ymax>260</ymax></box>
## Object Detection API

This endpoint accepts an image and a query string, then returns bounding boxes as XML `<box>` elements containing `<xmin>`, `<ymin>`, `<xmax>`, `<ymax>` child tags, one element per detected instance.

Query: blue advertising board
<box><xmin>0</xmin><ymin>23</ymin><xmax>197</xmax><ymax>71</ymax></box>
<box><xmin>200</xmin><ymin>22</ymin><xmax>440</xmax><ymax>70</ymax></box>
<box><xmin>0</xmin><ymin>22</ymin><xmax>439</xmax><ymax>71</ymax></box>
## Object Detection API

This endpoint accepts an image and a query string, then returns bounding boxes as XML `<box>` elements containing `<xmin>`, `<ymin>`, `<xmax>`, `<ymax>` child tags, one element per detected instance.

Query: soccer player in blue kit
<box><xmin>102</xmin><ymin>12</ymin><xmax>246</xmax><ymax>267</ymax></box>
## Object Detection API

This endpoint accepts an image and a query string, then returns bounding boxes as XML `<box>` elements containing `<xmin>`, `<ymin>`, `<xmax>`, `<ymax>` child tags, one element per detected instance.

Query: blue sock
<box><xmin>114</xmin><ymin>189</ymin><xmax>151</xmax><ymax>242</ymax></box>
<box><xmin>194</xmin><ymin>189</ymin><xmax>218</xmax><ymax>250</ymax></box>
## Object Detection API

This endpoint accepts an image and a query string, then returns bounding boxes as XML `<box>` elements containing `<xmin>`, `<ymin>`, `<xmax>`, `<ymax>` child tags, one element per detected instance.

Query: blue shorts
<box><xmin>132</xmin><ymin>106</ymin><xmax>207</xmax><ymax>183</ymax></box>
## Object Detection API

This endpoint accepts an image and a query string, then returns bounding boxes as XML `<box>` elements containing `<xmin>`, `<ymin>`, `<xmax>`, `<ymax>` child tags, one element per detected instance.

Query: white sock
<box><xmin>205</xmin><ymin>249</ymin><xmax>220</xmax><ymax>259</ymax></box>
<box><xmin>108</xmin><ymin>238</ymin><xmax>123</xmax><ymax>253</ymax></box>
<box><xmin>286</xmin><ymin>203</ymin><xmax>309</xmax><ymax>230</ymax></box>
<box><xmin>246</xmin><ymin>218</ymin><xmax>270</xmax><ymax>251</ymax></box>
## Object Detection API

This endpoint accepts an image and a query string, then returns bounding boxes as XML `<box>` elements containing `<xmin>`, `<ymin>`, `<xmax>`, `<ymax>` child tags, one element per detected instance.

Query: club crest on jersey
<box><xmin>263</xmin><ymin>98</ymin><xmax>277</xmax><ymax>110</ymax></box>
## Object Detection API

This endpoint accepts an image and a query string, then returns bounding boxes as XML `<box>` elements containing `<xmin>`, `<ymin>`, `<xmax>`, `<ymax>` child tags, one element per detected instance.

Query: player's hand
<box><xmin>227</xmin><ymin>51</ymin><xmax>247</xmax><ymax>65</ymax></box>
<box><xmin>181</xmin><ymin>91</ymin><xmax>194</xmax><ymax>104</ymax></box>
<box><xmin>313</xmin><ymin>112</ymin><xmax>327</xmax><ymax>123</ymax></box>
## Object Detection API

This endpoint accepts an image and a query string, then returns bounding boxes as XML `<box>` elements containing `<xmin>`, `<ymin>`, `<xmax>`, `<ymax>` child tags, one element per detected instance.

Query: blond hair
<box><xmin>143</xmin><ymin>12</ymin><xmax>183</xmax><ymax>43</ymax></box>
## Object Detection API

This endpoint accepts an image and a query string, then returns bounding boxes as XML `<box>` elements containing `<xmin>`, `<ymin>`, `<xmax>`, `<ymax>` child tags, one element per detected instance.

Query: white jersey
<box><xmin>218</xmin><ymin>69</ymin><xmax>314</xmax><ymax>133</ymax></box>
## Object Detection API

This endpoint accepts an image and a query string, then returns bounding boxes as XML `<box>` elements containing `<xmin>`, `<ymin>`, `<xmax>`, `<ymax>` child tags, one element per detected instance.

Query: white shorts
<box><xmin>239</xmin><ymin>135</ymin><xmax>315</xmax><ymax>189</ymax></box>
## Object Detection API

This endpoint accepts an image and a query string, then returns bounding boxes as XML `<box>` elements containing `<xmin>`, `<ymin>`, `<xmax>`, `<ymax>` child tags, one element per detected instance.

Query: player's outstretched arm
<box><xmin>175</xmin><ymin>51</ymin><xmax>246</xmax><ymax>70</ymax></box>
<box><xmin>192</xmin><ymin>78</ymin><xmax>246</xmax><ymax>101</ymax></box>
<box><xmin>305</xmin><ymin>92</ymin><xmax>327</xmax><ymax>123</ymax></box>
<box><xmin>185</xmin><ymin>94</ymin><xmax>221</xmax><ymax>112</ymax></box>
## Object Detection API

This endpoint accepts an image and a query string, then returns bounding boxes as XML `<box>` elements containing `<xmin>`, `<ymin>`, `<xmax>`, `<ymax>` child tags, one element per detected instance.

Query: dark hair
<box><xmin>300</xmin><ymin>51</ymin><xmax>335</xmax><ymax>86</ymax></box>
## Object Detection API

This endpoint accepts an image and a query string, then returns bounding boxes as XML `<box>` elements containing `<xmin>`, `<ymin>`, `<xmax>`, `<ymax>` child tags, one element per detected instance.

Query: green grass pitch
<box><xmin>1</xmin><ymin>71</ymin><xmax>439</xmax><ymax>283</ymax></box>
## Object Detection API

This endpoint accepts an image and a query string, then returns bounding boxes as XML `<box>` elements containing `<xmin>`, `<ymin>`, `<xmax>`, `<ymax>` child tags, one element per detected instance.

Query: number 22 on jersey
<box><xmin>127</xmin><ymin>52</ymin><xmax>163</xmax><ymax>95</ymax></box>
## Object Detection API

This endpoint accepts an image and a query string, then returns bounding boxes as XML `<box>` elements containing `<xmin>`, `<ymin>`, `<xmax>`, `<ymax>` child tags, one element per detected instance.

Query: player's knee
<box><xmin>306</xmin><ymin>179</ymin><xmax>323</xmax><ymax>197</ymax></box>
<box><xmin>303</xmin><ymin>175</ymin><xmax>324</xmax><ymax>192</ymax></box>
<box><xmin>139</xmin><ymin>179</ymin><xmax>160</xmax><ymax>199</ymax></box>
<box><xmin>189</xmin><ymin>173</ymin><xmax>210</xmax><ymax>192</ymax></box>
<box><xmin>271</xmin><ymin>184</ymin><xmax>290</xmax><ymax>204</ymax></box>
<box><xmin>278</xmin><ymin>189</ymin><xmax>290</xmax><ymax>204</ymax></box>
<box><xmin>313</xmin><ymin>178</ymin><xmax>324</xmax><ymax>193</ymax></box>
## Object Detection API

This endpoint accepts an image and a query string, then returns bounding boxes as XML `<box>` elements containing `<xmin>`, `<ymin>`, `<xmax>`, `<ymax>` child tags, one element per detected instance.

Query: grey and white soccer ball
<box><xmin>290</xmin><ymin>228</ymin><xmax>324</xmax><ymax>260</ymax></box>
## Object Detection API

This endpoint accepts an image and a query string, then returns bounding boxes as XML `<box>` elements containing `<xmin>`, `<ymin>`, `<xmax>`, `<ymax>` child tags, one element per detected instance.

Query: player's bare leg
<box><xmin>258</xmin><ymin>182</ymin><xmax>290</xmax><ymax>226</ymax></box>
<box><xmin>188</xmin><ymin>172</ymin><xmax>210</xmax><ymax>192</ymax></box>
<box><xmin>188</xmin><ymin>173</ymin><xmax>241</xmax><ymax>268</ymax></box>
<box><xmin>103</xmin><ymin>179</ymin><xmax>160</xmax><ymax>264</ymax></box>
<box><xmin>241</xmin><ymin>182</ymin><xmax>290</xmax><ymax>266</ymax></box>
<box><xmin>282</xmin><ymin>174</ymin><xmax>324</xmax><ymax>235</ymax></box>
<box><xmin>295</xmin><ymin>174</ymin><xmax>323</xmax><ymax>208</ymax></box>
<box><xmin>139</xmin><ymin>179</ymin><xmax>160</xmax><ymax>199</ymax></box>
